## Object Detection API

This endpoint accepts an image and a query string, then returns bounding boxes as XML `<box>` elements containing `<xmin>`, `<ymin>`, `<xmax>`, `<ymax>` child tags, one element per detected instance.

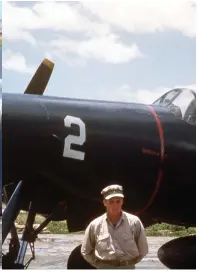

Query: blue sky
<box><xmin>2</xmin><ymin>1</ymin><xmax>196</xmax><ymax>104</ymax></box>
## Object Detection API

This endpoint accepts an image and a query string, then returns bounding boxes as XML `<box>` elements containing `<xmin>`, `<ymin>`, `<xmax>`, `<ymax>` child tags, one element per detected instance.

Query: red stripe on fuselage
<box><xmin>135</xmin><ymin>105</ymin><xmax>165</xmax><ymax>215</ymax></box>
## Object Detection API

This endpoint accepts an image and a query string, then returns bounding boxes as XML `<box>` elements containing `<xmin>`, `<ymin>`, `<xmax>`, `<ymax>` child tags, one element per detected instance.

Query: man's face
<box><xmin>103</xmin><ymin>197</ymin><xmax>123</xmax><ymax>215</ymax></box>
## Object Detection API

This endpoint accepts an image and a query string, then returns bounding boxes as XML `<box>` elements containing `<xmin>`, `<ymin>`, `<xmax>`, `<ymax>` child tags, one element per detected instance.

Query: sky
<box><xmin>2</xmin><ymin>0</ymin><xmax>196</xmax><ymax>104</ymax></box>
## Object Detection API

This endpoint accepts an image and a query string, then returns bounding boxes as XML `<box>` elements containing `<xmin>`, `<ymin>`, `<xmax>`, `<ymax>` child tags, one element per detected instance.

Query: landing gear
<box><xmin>2</xmin><ymin>181</ymin><xmax>23</xmax><ymax>244</ymax></box>
<box><xmin>2</xmin><ymin>182</ymin><xmax>67</xmax><ymax>269</ymax></box>
<box><xmin>157</xmin><ymin>235</ymin><xmax>196</xmax><ymax>269</ymax></box>
<box><xmin>2</xmin><ymin>182</ymin><xmax>24</xmax><ymax>269</ymax></box>
<box><xmin>67</xmin><ymin>244</ymin><xmax>95</xmax><ymax>269</ymax></box>
<box><xmin>2</xmin><ymin>196</ymin><xmax>38</xmax><ymax>269</ymax></box>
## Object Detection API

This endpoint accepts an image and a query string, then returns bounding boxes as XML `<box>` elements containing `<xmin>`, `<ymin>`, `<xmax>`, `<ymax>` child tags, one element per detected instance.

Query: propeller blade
<box><xmin>24</xmin><ymin>58</ymin><xmax>54</xmax><ymax>95</ymax></box>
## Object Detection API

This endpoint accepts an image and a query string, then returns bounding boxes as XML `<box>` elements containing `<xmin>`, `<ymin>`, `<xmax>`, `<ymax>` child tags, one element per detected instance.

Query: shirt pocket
<box><xmin>121</xmin><ymin>232</ymin><xmax>132</xmax><ymax>241</ymax></box>
<box><xmin>120</xmin><ymin>231</ymin><xmax>139</xmax><ymax>254</ymax></box>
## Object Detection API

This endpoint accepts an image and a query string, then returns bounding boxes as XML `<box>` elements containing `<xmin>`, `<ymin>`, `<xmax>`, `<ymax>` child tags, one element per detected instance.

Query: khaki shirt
<box><xmin>81</xmin><ymin>211</ymin><xmax>148</xmax><ymax>268</ymax></box>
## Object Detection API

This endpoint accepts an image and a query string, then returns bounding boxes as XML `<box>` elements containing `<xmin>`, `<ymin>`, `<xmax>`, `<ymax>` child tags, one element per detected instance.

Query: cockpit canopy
<box><xmin>153</xmin><ymin>88</ymin><xmax>196</xmax><ymax>126</ymax></box>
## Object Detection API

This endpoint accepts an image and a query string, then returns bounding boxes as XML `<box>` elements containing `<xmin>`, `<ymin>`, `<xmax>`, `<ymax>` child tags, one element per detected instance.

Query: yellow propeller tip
<box><xmin>43</xmin><ymin>58</ymin><xmax>54</xmax><ymax>69</ymax></box>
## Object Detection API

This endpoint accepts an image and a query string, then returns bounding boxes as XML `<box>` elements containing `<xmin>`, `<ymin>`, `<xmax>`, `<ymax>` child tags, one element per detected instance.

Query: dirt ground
<box><xmin>2</xmin><ymin>232</ymin><xmax>173</xmax><ymax>269</ymax></box>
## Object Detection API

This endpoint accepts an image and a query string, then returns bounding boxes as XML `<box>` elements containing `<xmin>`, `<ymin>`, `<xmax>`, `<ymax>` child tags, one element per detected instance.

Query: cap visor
<box><xmin>105</xmin><ymin>193</ymin><xmax>124</xmax><ymax>200</ymax></box>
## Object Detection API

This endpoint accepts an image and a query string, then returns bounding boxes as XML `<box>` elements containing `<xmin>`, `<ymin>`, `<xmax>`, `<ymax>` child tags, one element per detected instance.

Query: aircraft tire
<box><xmin>67</xmin><ymin>244</ymin><xmax>95</xmax><ymax>269</ymax></box>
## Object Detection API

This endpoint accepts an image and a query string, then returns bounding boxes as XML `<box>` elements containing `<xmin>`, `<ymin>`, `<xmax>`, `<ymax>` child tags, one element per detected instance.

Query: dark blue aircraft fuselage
<box><xmin>2</xmin><ymin>92</ymin><xmax>195</xmax><ymax>231</ymax></box>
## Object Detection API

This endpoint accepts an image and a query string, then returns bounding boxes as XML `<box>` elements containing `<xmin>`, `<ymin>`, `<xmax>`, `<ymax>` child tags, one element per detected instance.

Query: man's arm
<box><xmin>134</xmin><ymin>218</ymin><xmax>148</xmax><ymax>263</ymax></box>
<box><xmin>80</xmin><ymin>222</ymin><xmax>97</xmax><ymax>268</ymax></box>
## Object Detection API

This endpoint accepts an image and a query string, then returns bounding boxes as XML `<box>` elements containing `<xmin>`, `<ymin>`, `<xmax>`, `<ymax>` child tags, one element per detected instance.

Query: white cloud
<box><xmin>49</xmin><ymin>34</ymin><xmax>143</xmax><ymax>64</ymax></box>
<box><xmin>4</xmin><ymin>1</ymin><xmax>195</xmax><ymax>38</ymax></box>
<box><xmin>47</xmin><ymin>82</ymin><xmax>195</xmax><ymax>105</ymax></box>
<box><xmin>3</xmin><ymin>1</ymin><xmax>143</xmax><ymax>64</ymax></box>
<box><xmin>3</xmin><ymin>1</ymin><xmax>195</xmax><ymax>65</ymax></box>
<box><xmin>3</xmin><ymin>50</ymin><xmax>36</xmax><ymax>74</ymax></box>
<box><xmin>82</xmin><ymin>0</ymin><xmax>196</xmax><ymax>37</ymax></box>
<box><xmin>4</xmin><ymin>28</ymin><xmax>36</xmax><ymax>45</ymax></box>
<box><xmin>175</xmin><ymin>83</ymin><xmax>196</xmax><ymax>91</ymax></box>
<box><xmin>81</xmin><ymin>83</ymin><xmax>196</xmax><ymax>104</ymax></box>
<box><xmin>3</xmin><ymin>1</ymin><xmax>111</xmax><ymax>41</ymax></box>
<box><xmin>3</xmin><ymin>0</ymin><xmax>195</xmax><ymax>45</ymax></box>
<box><xmin>91</xmin><ymin>85</ymin><xmax>168</xmax><ymax>104</ymax></box>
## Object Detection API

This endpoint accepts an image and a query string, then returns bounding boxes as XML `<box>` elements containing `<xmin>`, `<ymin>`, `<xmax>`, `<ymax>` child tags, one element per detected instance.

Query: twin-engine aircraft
<box><xmin>2</xmin><ymin>59</ymin><xmax>196</xmax><ymax>269</ymax></box>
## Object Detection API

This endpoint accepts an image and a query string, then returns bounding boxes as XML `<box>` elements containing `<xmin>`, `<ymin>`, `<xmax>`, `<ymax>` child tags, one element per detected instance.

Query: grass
<box><xmin>146</xmin><ymin>223</ymin><xmax>195</xmax><ymax>237</ymax></box>
<box><xmin>15</xmin><ymin>211</ymin><xmax>196</xmax><ymax>237</ymax></box>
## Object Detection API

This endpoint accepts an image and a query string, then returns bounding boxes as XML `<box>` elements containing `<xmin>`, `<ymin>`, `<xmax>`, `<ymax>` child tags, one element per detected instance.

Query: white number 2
<box><xmin>63</xmin><ymin>115</ymin><xmax>86</xmax><ymax>160</ymax></box>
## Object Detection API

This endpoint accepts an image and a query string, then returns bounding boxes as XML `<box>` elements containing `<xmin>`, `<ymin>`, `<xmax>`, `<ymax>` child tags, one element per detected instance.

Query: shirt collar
<box><xmin>105</xmin><ymin>210</ymin><xmax>125</xmax><ymax>221</ymax></box>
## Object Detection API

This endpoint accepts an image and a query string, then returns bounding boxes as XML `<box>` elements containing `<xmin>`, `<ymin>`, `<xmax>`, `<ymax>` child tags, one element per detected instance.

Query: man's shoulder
<box><xmin>122</xmin><ymin>211</ymin><xmax>140</xmax><ymax>223</ymax></box>
<box><xmin>89</xmin><ymin>213</ymin><xmax>106</xmax><ymax>228</ymax></box>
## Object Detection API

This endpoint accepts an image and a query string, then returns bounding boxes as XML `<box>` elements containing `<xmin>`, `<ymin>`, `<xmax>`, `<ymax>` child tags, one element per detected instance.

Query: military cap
<box><xmin>101</xmin><ymin>184</ymin><xmax>124</xmax><ymax>200</ymax></box>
